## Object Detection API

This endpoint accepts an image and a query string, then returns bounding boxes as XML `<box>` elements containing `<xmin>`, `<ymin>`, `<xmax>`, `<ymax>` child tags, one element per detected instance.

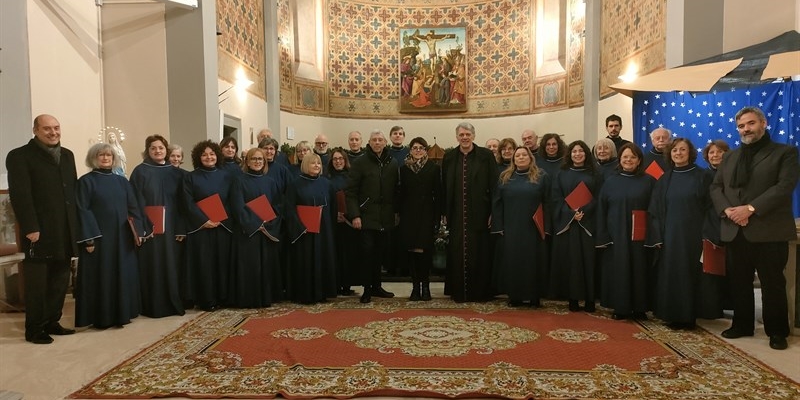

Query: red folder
<box><xmin>702</xmin><ymin>240</ymin><xmax>726</xmax><ymax>276</ymax></box>
<box><xmin>144</xmin><ymin>205</ymin><xmax>166</xmax><ymax>234</ymax></box>
<box><xmin>631</xmin><ymin>210</ymin><xmax>647</xmax><ymax>241</ymax></box>
<box><xmin>197</xmin><ymin>193</ymin><xmax>228</xmax><ymax>223</ymax></box>
<box><xmin>565</xmin><ymin>181</ymin><xmax>592</xmax><ymax>210</ymax></box>
<box><xmin>532</xmin><ymin>204</ymin><xmax>545</xmax><ymax>240</ymax></box>
<box><xmin>246</xmin><ymin>194</ymin><xmax>277</xmax><ymax>223</ymax></box>
<box><xmin>645</xmin><ymin>161</ymin><xmax>664</xmax><ymax>180</ymax></box>
<box><xmin>336</xmin><ymin>190</ymin><xmax>347</xmax><ymax>214</ymax></box>
<box><xmin>297</xmin><ymin>205</ymin><xmax>323</xmax><ymax>233</ymax></box>
<box><xmin>127</xmin><ymin>217</ymin><xmax>141</xmax><ymax>246</ymax></box>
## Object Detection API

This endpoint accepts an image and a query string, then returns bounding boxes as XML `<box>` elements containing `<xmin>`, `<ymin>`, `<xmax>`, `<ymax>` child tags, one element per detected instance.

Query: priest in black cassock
<box><xmin>75</xmin><ymin>143</ymin><xmax>145</xmax><ymax>329</ymax></box>
<box><xmin>549</xmin><ymin>141</ymin><xmax>602</xmax><ymax>312</ymax></box>
<box><xmin>183</xmin><ymin>140</ymin><xmax>233</xmax><ymax>311</ymax></box>
<box><xmin>595</xmin><ymin>144</ymin><xmax>655</xmax><ymax>320</ymax></box>
<box><xmin>285</xmin><ymin>153</ymin><xmax>337</xmax><ymax>304</ymax></box>
<box><xmin>229</xmin><ymin>148</ymin><xmax>283</xmax><ymax>308</ymax></box>
<box><xmin>129</xmin><ymin>135</ymin><xmax>186</xmax><ymax>318</ymax></box>
<box><xmin>648</xmin><ymin>138</ymin><xmax>719</xmax><ymax>330</ymax></box>
<box><xmin>442</xmin><ymin>122</ymin><xmax>498</xmax><ymax>302</ymax></box>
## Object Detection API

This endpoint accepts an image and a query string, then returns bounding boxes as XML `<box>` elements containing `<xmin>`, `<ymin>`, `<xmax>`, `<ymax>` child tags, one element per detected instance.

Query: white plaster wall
<box><xmin>27</xmin><ymin>0</ymin><xmax>103</xmax><ymax>175</ymax></box>
<box><xmin>218</xmin><ymin>79</ymin><xmax>269</xmax><ymax>149</ymax></box>
<box><xmin>723</xmin><ymin>0</ymin><xmax>798</xmax><ymax>52</ymax></box>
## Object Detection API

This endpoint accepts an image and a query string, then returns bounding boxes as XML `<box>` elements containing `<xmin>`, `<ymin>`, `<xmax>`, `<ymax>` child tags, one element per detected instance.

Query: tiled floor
<box><xmin>0</xmin><ymin>283</ymin><xmax>797</xmax><ymax>400</ymax></box>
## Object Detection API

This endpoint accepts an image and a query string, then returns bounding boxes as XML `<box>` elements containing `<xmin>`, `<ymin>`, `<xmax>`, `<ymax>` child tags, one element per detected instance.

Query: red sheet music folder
<box><xmin>702</xmin><ymin>240</ymin><xmax>726</xmax><ymax>276</ymax></box>
<box><xmin>532</xmin><ymin>204</ymin><xmax>545</xmax><ymax>240</ymax></box>
<box><xmin>565</xmin><ymin>181</ymin><xmax>592</xmax><ymax>210</ymax></box>
<box><xmin>144</xmin><ymin>205</ymin><xmax>165</xmax><ymax>234</ymax></box>
<box><xmin>645</xmin><ymin>161</ymin><xmax>664</xmax><ymax>180</ymax></box>
<box><xmin>336</xmin><ymin>190</ymin><xmax>347</xmax><ymax>214</ymax></box>
<box><xmin>196</xmin><ymin>193</ymin><xmax>228</xmax><ymax>223</ymax></box>
<box><xmin>246</xmin><ymin>194</ymin><xmax>277</xmax><ymax>223</ymax></box>
<box><xmin>631</xmin><ymin>210</ymin><xmax>646</xmax><ymax>241</ymax></box>
<box><xmin>297</xmin><ymin>205</ymin><xmax>322</xmax><ymax>233</ymax></box>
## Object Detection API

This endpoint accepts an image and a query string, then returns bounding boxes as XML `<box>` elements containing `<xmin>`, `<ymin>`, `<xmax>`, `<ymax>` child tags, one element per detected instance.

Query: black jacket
<box><xmin>345</xmin><ymin>146</ymin><xmax>399</xmax><ymax>230</ymax></box>
<box><xmin>6</xmin><ymin>139</ymin><xmax>80</xmax><ymax>260</ymax></box>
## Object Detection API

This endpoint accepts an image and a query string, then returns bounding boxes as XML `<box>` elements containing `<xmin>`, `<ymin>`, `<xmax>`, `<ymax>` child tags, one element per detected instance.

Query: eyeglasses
<box><xmin>315</xmin><ymin>142</ymin><xmax>328</xmax><ymax>145</ymax></box>
<box><xmin>332</xmin><ymin>156</ymin><xmax>345</xmax><ymax>161</ymax></box>
<box><xmin>249</xmin><ymin>157</ymin><xmax>265</xmax><ymax>161</ymax></box>
<box><xmin>410</xmin><ymin>146</ymin><xmax>426</xmax><ymax>151</ymax></box>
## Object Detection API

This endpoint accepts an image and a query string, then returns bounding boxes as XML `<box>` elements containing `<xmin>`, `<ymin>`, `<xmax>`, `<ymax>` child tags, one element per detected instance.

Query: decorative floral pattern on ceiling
<box><xmin>217</xmin><ymin>0</ymin><xmax>266</xmax><ymax>99</ymax></box>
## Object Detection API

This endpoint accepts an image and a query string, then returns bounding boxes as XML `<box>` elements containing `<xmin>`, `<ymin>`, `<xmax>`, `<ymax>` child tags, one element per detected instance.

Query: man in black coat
<box><xmin>346</xmin><ymin>129</ymin><xmax>399</xmax><ymax>303</ymax></box>
<box><xmin>6</xmin><ymin>114</ymin><xmax>80</xmax><ymax>344</ymax></box>
<box><xmin>710</xmin><ymin>106</ymin><xmax>799</xmax><ymax>351</ymax></box>
<box><xmin>442</xmin><ymin>122</ymin><xmax>498</xmax><ymax>302</ymax></box>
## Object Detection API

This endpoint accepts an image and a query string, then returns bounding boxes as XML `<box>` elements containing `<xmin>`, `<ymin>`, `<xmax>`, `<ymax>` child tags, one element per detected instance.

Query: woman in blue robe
<box><xmin>327</xmin><ymin>148</ymin><xmax>360</xmax><ymax>296</ymax></box>
<box><xmin>229</xmin><ymin>148</ymin><xmax>283</xmax><ymax>307</ymax></box>
<box><xmin>491</xmin><ymin>147</ymin><xmax>550</xmax><ymax>307</ymax></box>
<box><xmin>285</xmin><ymin>153</ymin><xmax>337</xmax><ymax>304</ymax></box>
<box><xmin>219</xmin><ymin>137</ymin><xmax>243</xmax><ymax>176</ymax></box>
<box><xmin>183</xmin><ymin>140</ymin><xmax>233</xmax><ymax>311</ymax></box>
<box><xmin>287</xmin><ymin>141</ymin><xmax>312</xmax><ymax>178</ymax></box>
<box><xmin>701</xmin><ymin>140</ymin><xmax>731</xmax><ymax>310</ymax></box>
<box><xmin>549</xmin><ymin>140</ymin><xmax>602</xmax><ymax>312</ymax></box>
<box><xmin>168</xmin><ymin>144</ymin><xmax>191</xmax><ymax>307</ymax></box>
<box><xmin>595</xmin><ymin>144</ymin><xmax>655</xmax><ymax>320</ymax></box>
<box><xmin>260</xmin><ymin>137</ymin><xmax>291</xmax><ymax>193</ymax></box>
<box><xmin>129</xmin><ymin>135</ymin><xmax>186</xmax><ymax>318</ymax></box>
<box><xmin>75</xmin><ymin>143</ymin><xmax>145</xmax><ymax>329</ymax></box>
<box><xmin>593</xmin><ymin>137</ymin><xmax>620</xmax><ymax>180</ymax></box>
<box><xmin>535</xmin><ymin>133</ymin><xmax>566</xmax><ymax>179</ymax></box>
<box><xmin>648</xmin><ymin>138</ymin><xmax>719</xmax><ymax>330</ymax></box>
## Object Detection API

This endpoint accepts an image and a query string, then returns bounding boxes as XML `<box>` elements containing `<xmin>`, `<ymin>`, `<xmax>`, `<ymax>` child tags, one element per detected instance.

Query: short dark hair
<box><xmin>702</xmin><ymin>140</ymin><xmax>730</xmax><ymax>164</ymax></box>
<box><xmin>606</xmin><ymin>114</ymin><xmax>623</xmax><ymax>127</ymax></box>
<box><xmin>665</xmin><ymin>137</ymin><xmax>697</xmax><ymax>167</ymax></box>
<box><xmin>190</xmin><ymin>140</ymin><xmax>223</xmax><ymax>169</ymax></box>
<box><xmin>389</xmin><ymin>126</ymin><xmax>405</xmax><ymax>136</ymax></box>
<box><xmin>735</xmin><ymin>106</ymin><xmax>766</xmax><ymax>122</ymax></box>
<box><xmin>408</xmin><ymin>136</ymin><xmax>429</xmax><ymax>149</ymax></box>
<box><xmin>616</xmin><ymin>143</ymin><xmax>645</xmax><ymax>175</ymax></box>
<box><xmin>142</xmin><ymin>134</ymin><xmax>169</xmax><ymax>160</ymax></box>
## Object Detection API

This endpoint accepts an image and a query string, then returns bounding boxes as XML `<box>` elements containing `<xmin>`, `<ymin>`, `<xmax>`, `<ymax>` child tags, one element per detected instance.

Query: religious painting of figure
<box><xmin>399</xmin><ymin>26</ymin><xmax>467</xmax><ymax>114</ymax></box>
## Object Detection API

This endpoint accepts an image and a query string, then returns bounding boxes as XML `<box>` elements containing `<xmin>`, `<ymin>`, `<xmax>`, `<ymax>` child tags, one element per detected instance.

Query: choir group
<box><xmin>58</xmin><ymin>109</ymin><xmax>796</xmax><ymax>351</ymax></box>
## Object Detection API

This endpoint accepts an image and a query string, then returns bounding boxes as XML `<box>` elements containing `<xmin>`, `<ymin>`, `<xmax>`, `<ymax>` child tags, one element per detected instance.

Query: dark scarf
<box><xmin>731</xmin><ymin>131</ymin><xmax>771</xmax><ymax>188</ymax></box>
<box><xmin>33</xmin><ymin>138</ymin><xmax>61</xmax><ymax>164</ymax></box>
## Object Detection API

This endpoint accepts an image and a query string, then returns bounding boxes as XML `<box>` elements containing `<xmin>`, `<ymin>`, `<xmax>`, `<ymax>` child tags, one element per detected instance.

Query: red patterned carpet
<box><xmin>70</xmin><ymin>298</ymin><xmax>800</xmax><ymax>399</ymax></box>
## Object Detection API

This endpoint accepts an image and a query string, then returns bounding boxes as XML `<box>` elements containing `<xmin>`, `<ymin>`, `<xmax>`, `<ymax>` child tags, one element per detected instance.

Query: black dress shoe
<box><xmin>632</xmin><ymin>312</ymin><xmax>648</xmax><ymax>320</ymax></box>
<box><xmin>584</xmin><ymin>301</ymin><xmax>596</xmax><ymax>313</ymax></box>
<box><xmin>359</xmin><ymin>292</ymin><xmax>371</xmax><ymax>303</ymax></box>
<box><xmin>769</xmin><ymin>336</ymin><xmax>788</xmax><ymax>350</ymax></box>
<box><xmin>26</xmin><ymin>332</ymin><xmax>54</xmax><ymax>344</ymax></box>
<box><xmin>372</xmin><ymin>287</ymin><xmax>395</xmax><ymax>298</ymax></box>
<box><xmin>507</xmin><ymin>300</ymin><xmax>523</xmax><ymax>307</ymax></box>
<box><xmin>568</xmin><ymin>300</ymin><xmax>581</xmax><ymax>312</ymax></box>
<box><xmin>611</xmin><ymin>313</ymin><xmax>629</xmax><ymax>320</ymax></box>
<box><xmin>46</xmin><ymin>323</ymin><xmax>76</xmax><ymax>335</ymax></box>
<box><xmin>721</xmin><ymin>327</ymin><xmax>754</xmax><ymax>339</ymax></box>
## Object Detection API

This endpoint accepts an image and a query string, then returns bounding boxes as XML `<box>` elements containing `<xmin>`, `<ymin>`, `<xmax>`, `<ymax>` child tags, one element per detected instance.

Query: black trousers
<box><xmin>360</xmin><ymin>229</ymin><xmax>389</xmax><ymax>288</ymax></box>
<box><xmin>726</xmin><ymin>231</ymin><xmax>789</xmax><ymax>337</ymax></box>
<box><xmin>23</xmin><ymin>259</ymin><xmax>71</xmax><ymax>337</ymax></box>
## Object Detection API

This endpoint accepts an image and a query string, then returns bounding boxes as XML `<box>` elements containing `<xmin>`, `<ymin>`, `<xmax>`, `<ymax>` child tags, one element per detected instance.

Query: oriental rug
<box><xmin>70</xmin><ymin>298</ymin><xmax>800</xmax><ymax>399</ymax></box>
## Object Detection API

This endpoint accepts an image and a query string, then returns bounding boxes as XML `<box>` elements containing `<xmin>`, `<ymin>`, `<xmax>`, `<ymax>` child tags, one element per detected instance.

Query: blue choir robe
<box><xmin>183</xmin><ymin>166</ymin><xmax>233</xmax><ymax>309</ymax></box>
<box><xmin>328</xmin><ymin>168</ymin><xmax>360</xmax><ymax>289</ymax></box>
<box><xmin>595</xmin><ymin>172</ymin><xmax>655</xmax><ymax>315</ymax></box>
<box><xmin>129</xmin><ymin>159</ymin><xmax>186</xmax><ymax>317</ymax></box>
<box><xmin>491</xmin><ymin>170</ymin><xmax>550</xmax><ymax>303</ymax></box>
<box><xmin>285</xmin><ymin>174</ymin><xmax>337</xmax><ymax>304</ymax></box>
<box><xmin>75</xmin><ymin>169</ymin><xmax>144</xmax><ymax>328</ymax></box>
<box><xmin>596</xmin><ymin>158</ymin><xmax>619</xmax><ymax>180</ymax></box>
<box><xmin>221</xmin><ymin>159</ymin><xmax>242</xmax><ymax>177</ymax></box>
<box><xmin>266</xmin><ymin>160</ymin><xmax>291</xmax><ymax>194</ymax></box>
<box><xmin>648</xmin><ymin>164</ymin><xmax>722</xmax><ymax>323</ymax></box>
<box><xmin>549</xmin><ymin>167</ymin><xmax>602</xmax><ymax>301</ymax></box>
<box><xmin>229</xmin><ymin>171</ymin><xmax>283</xmax><ymax>307</ymax></box>
<box><xmin>536</xmin><ymin>156</ymin><xmax>563</xmax><ymax>180</ymax></box>
<box><xmin>643</xmin><ymin>149</ymin><xmax>669</xmax><ymax>177</ymax></box>
<box><xmin>388</xmin><ymin>145</ymin><xmax>410</xmax><ymax>165</ymax></box>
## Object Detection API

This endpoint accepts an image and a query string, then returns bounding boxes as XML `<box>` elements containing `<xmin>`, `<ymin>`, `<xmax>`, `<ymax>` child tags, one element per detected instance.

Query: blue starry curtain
<box><xmin>632</xmin><ymin>80</ymin><xmax>800</xmax><ymax>217</ymax></box>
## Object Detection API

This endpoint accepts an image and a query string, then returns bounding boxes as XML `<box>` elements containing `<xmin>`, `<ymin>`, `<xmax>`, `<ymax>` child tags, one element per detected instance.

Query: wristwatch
<box><xmin>746</xmin><ymin>204</ymin><xmax>755</xmax><ymax>213</ymax></box>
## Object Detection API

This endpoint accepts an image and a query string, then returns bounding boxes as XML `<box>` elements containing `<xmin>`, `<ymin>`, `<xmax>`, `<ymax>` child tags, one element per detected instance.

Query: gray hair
<box><xmin>369</xmin><ymin>129</ymin><xmax>385</xmax><ymax>139</ymax></box>
<box><xmin>735</xmin><ymin>106</ymin><xmax>766</xmax><ymax>122</ymax></box>
<box><xmin>593</xmin><ymin>137</ymin><xmax>618</xmax><ymax>158</ymax></box>
<box><xmin>85</xmin><ymin>143</ymin><xmax>121</xmax><ymax>169</ymax></box>
<box><xmin>455</xmin><ymin>122</ymin><xmax>475</xmax><ymax>135</ymax></box>
<box><xmin>649</xmin><ymin>127</ymin><xmax>672</xmax><ymax>139</ymax></box>
<box><xmin>259</xmin><ymin>137</ymin><xmax>279</xmax><ymax>149</ymax></box>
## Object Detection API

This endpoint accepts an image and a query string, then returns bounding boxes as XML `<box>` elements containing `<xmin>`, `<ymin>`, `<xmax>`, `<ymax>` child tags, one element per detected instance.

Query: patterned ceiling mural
<box><xmin>600</xmin><ymin>0</ymin><xmax>666</xmax><ymax>98</ymax></box>
<box><xmin>217</xmin><ymin>0</ymin><xmax>267</xmax><ymax>99</ymax></box>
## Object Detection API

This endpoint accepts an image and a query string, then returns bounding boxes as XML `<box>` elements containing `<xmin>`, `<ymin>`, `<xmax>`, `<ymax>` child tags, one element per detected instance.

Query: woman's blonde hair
<box><xmin>242</xmin><ymin>148</ymin><xmax>268</xmax><ymax>174</ymax></box>
<box><xmin>300</xmin><ymin>152</ymin><xmax>322</xmax><ymax>175</ymax></box>
<box><xmin>499</xmin><ymin>147</ymin><xmax>541</xmax><ymax>185</ymax></box>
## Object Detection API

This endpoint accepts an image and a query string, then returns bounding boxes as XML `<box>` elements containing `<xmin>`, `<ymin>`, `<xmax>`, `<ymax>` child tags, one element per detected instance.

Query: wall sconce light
<box><xmin>618</xmin><ymin>63</ymin><xmax>639</xmax><ymax>83</ymax></box>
